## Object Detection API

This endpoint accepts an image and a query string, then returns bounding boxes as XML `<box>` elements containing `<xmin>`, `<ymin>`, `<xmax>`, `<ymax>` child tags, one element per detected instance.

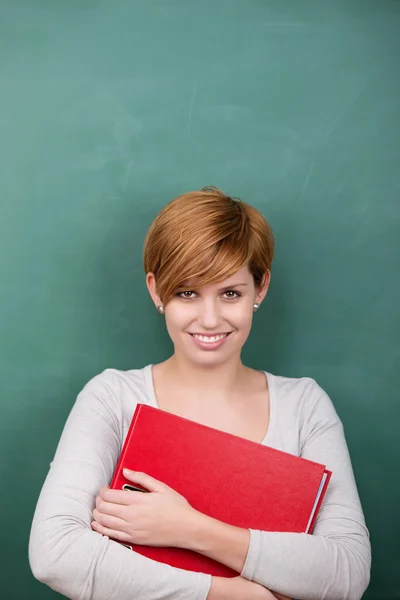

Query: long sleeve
<box><xmin>29</xmin><ymin>372</ymin><xmax>212</xmax><ymax>600</ymax></box>
<box><xmin>240</xmin><ymin>379</ymin><xmax>371</xmax><ymax>600</ymax></box>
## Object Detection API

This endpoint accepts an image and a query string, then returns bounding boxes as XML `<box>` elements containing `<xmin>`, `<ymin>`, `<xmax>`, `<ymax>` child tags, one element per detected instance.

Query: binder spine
<box><xmin>109</xmin><ymin>403</ymin><xmax>143</xmax><ymax>489</ymax></box>
<box><xmin>307</xmin><ymin>469</ymin><xmax>332</xmax><ymax>533</ymax></box>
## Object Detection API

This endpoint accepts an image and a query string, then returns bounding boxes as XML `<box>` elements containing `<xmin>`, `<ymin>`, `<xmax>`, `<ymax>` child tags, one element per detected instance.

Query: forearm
<box><xmin>181</xmin><ymin>510</ymin><xmax>368</xmax><ymax>600</ymax></box>
<box><xmin>186</xmin><ymin>385</ymin><xmax>371</xmax><ymax>600</ymax></box>
<box><xmin>206</xmin><ymin>576</ymin><xmax>291</xmax><ymax>600</ymax></box>
<box><xmin>29</xmin><ymin>380</ymin><xmax>212</xmax><ymax>600</ymax></box>
<box><xmin>184</xmin><ymin>510</ymin><xmax>250</xmax><ymax>573</ymax></box>
<box><xmin>206</xmin><ymin>577</ymin><xmax>249</xmax><ymax>600</ymax></box>
<box><xmin>241</xmin><ymin>528</ymin><xmax>370</xmax><ymax>600</ymax></box>
<box><xmin>30</xmin><ymin>507</ymin><xmax>212</xmax><ymax>600</ymax></box>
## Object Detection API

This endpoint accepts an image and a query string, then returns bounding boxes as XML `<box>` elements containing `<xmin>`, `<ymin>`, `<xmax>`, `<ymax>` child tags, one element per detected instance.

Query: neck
<box><xmin>161</xmin><ymin>353</ymin><xmax>248</xmax><ymax>401</ymax></box>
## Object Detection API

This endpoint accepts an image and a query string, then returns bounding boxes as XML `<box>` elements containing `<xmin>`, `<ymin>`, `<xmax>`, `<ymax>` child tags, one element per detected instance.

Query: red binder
<box><xmin>110</xmin><ymin>404</ymin><xmax>331</xmax><ymax>576</ymax></box>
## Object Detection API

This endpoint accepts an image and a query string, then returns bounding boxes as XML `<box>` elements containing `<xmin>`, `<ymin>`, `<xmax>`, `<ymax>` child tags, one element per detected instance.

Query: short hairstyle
<box><xmin>143</xmin><ymin>186</ymin><xmax>274</xmax><ymax>305</ymax></box>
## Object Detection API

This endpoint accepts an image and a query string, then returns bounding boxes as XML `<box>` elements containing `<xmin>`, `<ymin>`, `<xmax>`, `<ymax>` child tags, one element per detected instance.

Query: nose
<box><xmin>198</xmin><ymin>297</ymin><xmax>222</xmax><ymax>330</ymax></box>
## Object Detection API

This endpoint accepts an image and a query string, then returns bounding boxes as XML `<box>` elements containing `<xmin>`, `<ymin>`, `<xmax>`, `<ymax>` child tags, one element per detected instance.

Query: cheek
<box><xmin>231</xmin><ymin>304</ymin><xmax>254</xmax><ymax>327</ymax></box>
<box><xmin>164</xmin><ymin>308</ymin><xmax>188</xmax><ymax>339</ymax></box>
<box><xmin>163</xmin><ymin>302</ymin><xmax>254</xmax><ymax>337</ymax></box>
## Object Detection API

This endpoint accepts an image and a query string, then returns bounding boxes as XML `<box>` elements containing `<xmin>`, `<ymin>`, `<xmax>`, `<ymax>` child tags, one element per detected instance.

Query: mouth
<box><xmin>189</xmin><ymin>332</ymin><xmax>232</xmax><ymax>343</ymax></box>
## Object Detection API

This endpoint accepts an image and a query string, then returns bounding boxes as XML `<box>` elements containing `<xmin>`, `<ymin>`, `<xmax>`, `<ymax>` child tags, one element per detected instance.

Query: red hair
<box><xmin>143</xmin><ymin>186</ymin><xmax>274</xmax><ymax>304</ymax></box>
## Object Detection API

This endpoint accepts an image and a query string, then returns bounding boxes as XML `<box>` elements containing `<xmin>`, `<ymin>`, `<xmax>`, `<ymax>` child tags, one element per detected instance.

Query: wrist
<box><xmin>207</xmin><ymin>576</ymin><xmax>272</xmax><ymax>600</ymax></box>
<box><xmin>207</xmin><ymin>576</ymin><xmax>249</xmax><ymax>600</ymax></box>
<box><xmin>183</xmin><ymin>509</ymin><xmax>250</xmax><ymax>574</ymax></box>
<box><xmin>206</xmin><ymin>576</ymin><xmax>235</xmax><ymax>600</ymax></box>
<box><xmin>181</xmin><ymin>508</ymin><xmax>211</xmax><ymax>551</ymax></box>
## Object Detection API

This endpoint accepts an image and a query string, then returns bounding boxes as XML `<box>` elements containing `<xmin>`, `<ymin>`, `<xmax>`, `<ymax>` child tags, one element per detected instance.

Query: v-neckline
<box><xmin>143</xmin><ymin>363</ymin><xmax>276</xmax><ymax>446</ymax></box>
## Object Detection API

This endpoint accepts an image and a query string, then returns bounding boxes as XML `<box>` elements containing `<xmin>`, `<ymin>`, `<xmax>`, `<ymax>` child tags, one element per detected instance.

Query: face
<box><xmin>147</xmin><ymin>265</ymin><xmax>270</xmax><ymax>367</ymax></box>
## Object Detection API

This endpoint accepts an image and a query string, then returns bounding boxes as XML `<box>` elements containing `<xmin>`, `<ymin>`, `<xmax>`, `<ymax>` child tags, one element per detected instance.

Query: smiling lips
<box><xmin>190</xmin><ymin>333</ymin><xmax>231</xmax><ymax>343</ymax></box>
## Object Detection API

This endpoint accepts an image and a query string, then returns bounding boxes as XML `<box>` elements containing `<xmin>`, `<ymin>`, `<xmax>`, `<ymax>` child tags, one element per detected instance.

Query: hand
<box><xmin>91</xmin><ymin>469</ymin><xmax>197</xmax><ymax>547</ymax></box>
<box><xmin>208</xmin><ymin>576</ymin><xmax>291</xmax><ymax>600</ymax></box>
<box><xmin>230</xmin><ymin>578</ymin><xmax>288</xmax><ymax>600</ymax></box>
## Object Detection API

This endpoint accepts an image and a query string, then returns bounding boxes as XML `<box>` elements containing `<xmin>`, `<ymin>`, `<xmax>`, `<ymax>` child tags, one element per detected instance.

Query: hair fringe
<box><xmin>143</xmin><ymin>187</ymin><xmax>274</xmax><ymax>304</ymax></box>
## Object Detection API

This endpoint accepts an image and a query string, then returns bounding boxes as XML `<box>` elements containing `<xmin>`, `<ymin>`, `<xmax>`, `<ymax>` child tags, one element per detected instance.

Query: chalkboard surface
<box><xmin>1</xmin><ymin>2</ymin><xmax>399</xmax><ymax>598</ymax></box>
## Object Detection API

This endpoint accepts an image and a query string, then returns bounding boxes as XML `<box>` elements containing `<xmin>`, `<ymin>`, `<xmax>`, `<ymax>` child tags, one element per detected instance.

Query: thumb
<box><xmin>123</xmin><ymin>469</ymin><xmax>172</xmax><ymax>493</ymax></box>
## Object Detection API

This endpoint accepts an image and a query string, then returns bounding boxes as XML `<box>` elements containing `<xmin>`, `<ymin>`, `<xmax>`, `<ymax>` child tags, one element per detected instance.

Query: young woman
<box><xmin>29</xmin><ymin>187</ymin><xmax>371</xmax><ymax>600</ymax></box>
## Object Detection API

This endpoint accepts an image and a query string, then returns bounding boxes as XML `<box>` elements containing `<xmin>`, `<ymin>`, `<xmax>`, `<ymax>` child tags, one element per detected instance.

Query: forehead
<box><xmin>181</xmin><ymin>265</ymin><xmax>252</xmax><ymax>289</ymax></box>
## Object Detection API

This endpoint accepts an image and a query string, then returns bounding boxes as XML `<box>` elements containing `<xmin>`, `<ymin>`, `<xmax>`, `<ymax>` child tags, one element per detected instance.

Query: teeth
<box><xmin>193</xmin><ymin>334</ymin><xmax>228</xmax><ymax>343</ymax></box>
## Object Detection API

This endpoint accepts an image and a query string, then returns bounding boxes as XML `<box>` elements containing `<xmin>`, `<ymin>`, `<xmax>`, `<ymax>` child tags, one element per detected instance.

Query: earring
<box><xmin>157</xmin><ymin>305</ymin><xmax>165</xmax><ymax>314</ymax></box>
<box><xmin>253</xmin><ymin>303</ymin><xmax>260</xmax><ymax>312</ymax></box>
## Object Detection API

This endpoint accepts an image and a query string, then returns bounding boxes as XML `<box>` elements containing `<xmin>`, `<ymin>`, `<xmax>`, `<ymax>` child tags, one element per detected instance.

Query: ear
<box><xmin>255</xmin><ymin>270</ymin><xmax>271</xmax><ymax>305</ymax></box>
<box><xmin>146</xmin><ymin>272</ymin><xmax>162</xmax><ymax>309</ymax></box>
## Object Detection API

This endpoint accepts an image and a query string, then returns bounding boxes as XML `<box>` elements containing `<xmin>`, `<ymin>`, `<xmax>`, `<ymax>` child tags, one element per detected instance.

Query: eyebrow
<box><xmin>178</xmin><ymin>282</ymin><xmax>248</xmax><ymax>291</ymax></box>
<box><xmin>218</xmin><ymin>283</ymin><xmax>248</xmax><ymax>291</ymax></box>
<box><xmin>176</xmin><ymin>282</ymin><xmax>248</xmax><ymax>292</ymax></box>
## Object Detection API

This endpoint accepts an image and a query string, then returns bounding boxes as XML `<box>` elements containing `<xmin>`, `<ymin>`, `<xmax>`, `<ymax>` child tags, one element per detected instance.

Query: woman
<box><xmin>29</xmin><ymin>187</ymin><xmax>371</xmax><ymax>600</ymax></box>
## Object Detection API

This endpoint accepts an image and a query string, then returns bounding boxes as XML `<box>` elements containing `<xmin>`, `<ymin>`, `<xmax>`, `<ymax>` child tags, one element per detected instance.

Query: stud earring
<box><xmin>157</xmin><ymin>305</ymin><xmax>165</xmax><ymax>314</ymax></box>
<box><xmin>253</xmin><ymin>303</ymin><xmax>260</xmax><ymax>312</ymax></box>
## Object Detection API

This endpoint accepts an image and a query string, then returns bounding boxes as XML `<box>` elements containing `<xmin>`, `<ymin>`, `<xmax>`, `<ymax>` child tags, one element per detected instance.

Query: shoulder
<box><xmin>76</xmin><ymin>364</ymin><xmax>156</xmax><ymax>417</ymax></box>
<box><xmin>82</xmin><ymin>364</ymin><xmax>150</xmax><ymax>394</ymax></box>
<box><xmin>266</xmin><ymin>370</ymin><xmax>329</xmax><ymax>409</ymax></box>
<box><xmin>265</xmin><ymin>370</ymin><xmax>342</xmax><ymax>440</ymax></box>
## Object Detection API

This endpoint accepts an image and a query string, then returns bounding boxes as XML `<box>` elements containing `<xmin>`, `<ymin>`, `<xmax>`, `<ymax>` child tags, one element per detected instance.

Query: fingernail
<box><xmin>123</xmin><ymin>468</ymin><xmax>134</xmax><ymax>475</ymax></box>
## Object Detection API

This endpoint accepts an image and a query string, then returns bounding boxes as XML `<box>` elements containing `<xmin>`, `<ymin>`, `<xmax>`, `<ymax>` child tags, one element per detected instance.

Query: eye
<box><xmin>177</xmin><ymin>291</ymin><xmax>197</xmax><ymax>299</ymax></box>
<box><xmin>176</xmin><ymin>290</ymin><xmax>241</xmax><ymax>300</ymax></box>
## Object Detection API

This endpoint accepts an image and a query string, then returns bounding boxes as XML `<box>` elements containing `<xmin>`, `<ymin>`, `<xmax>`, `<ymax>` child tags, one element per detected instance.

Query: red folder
<box><xmin>110</xmin><ymin>404</ymin><xmax>331</xmax><ymax>576</ymax></box>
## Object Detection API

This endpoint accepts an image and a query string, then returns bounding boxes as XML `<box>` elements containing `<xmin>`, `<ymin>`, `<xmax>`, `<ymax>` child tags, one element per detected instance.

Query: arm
<box><xmin>184</xmin><ymin>513</ymin><xmax>250</xmax><ymax>573</ymax></box>
<box><xmin>179</xmin><ymin>516</ymin><xmax>291</xmax><ymax>600</ymax></box>
<box><xmin>207</xmin><ymin>577</ymin><xmax>291</xmax><ymax>600</ymax></box>
<box><xmin>29</xmin><ymin>372</ymin><xmax>211</xmax><ymax>600</ymax></box>
<box><xmin>183</xmin><ymin>381</ymin><xmax>371</xmax><ymax>600</ymax></box>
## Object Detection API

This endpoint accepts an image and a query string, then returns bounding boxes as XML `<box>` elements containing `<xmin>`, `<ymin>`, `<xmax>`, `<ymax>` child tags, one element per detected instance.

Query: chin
<box><xmin>189</xmin><ymin>357</ymin><xmax>232</xmax><ymax>369</ymax></box>
<box><xmin>190</xmin><ymin>347</ymin><xmax>240</xmax><ymax>363</ymax></box>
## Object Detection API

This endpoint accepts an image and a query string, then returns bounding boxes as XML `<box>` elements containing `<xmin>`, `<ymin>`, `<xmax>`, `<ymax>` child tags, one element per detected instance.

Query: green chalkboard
<box><xmin>1</xmin><ymin>1</ymin><xmax>399</xmax><ymax>598</ymax></box>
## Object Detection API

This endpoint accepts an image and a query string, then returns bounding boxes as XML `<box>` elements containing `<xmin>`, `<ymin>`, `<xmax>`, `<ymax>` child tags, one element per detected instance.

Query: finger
<box><xmin>101</xmin><ymin>488</ymin><xmax>140</xmax><ymax>505</ymax></box>
<box><xmin>91</xmin><ymin>520</ymin><xmax>131</xmax><ymax>543</ymax></box>
<box><xmin>95</xmin><ymin>498</ymin><xmax>126</xmax><ymax>518</ymax></box>
<box><xmin>123</xmin><ymin>469</ymin><xmax>172</xmax><ymax>493</ymax></box>
<box><xmin>93</xmin><ymin>509</ymin><xmax>129</xmax><ymax>530</ymax></box>
<box><xmin>98</xmin><ymin>486</ymin><xmax>111</xmax><ymax>500</ymax></box>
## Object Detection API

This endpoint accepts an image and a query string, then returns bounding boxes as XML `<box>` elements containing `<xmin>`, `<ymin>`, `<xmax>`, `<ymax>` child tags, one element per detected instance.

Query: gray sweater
<box><xmin>29</xmin><ymin>365</ymin><xmax>371</xmax><ymax>600</ymax></box>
